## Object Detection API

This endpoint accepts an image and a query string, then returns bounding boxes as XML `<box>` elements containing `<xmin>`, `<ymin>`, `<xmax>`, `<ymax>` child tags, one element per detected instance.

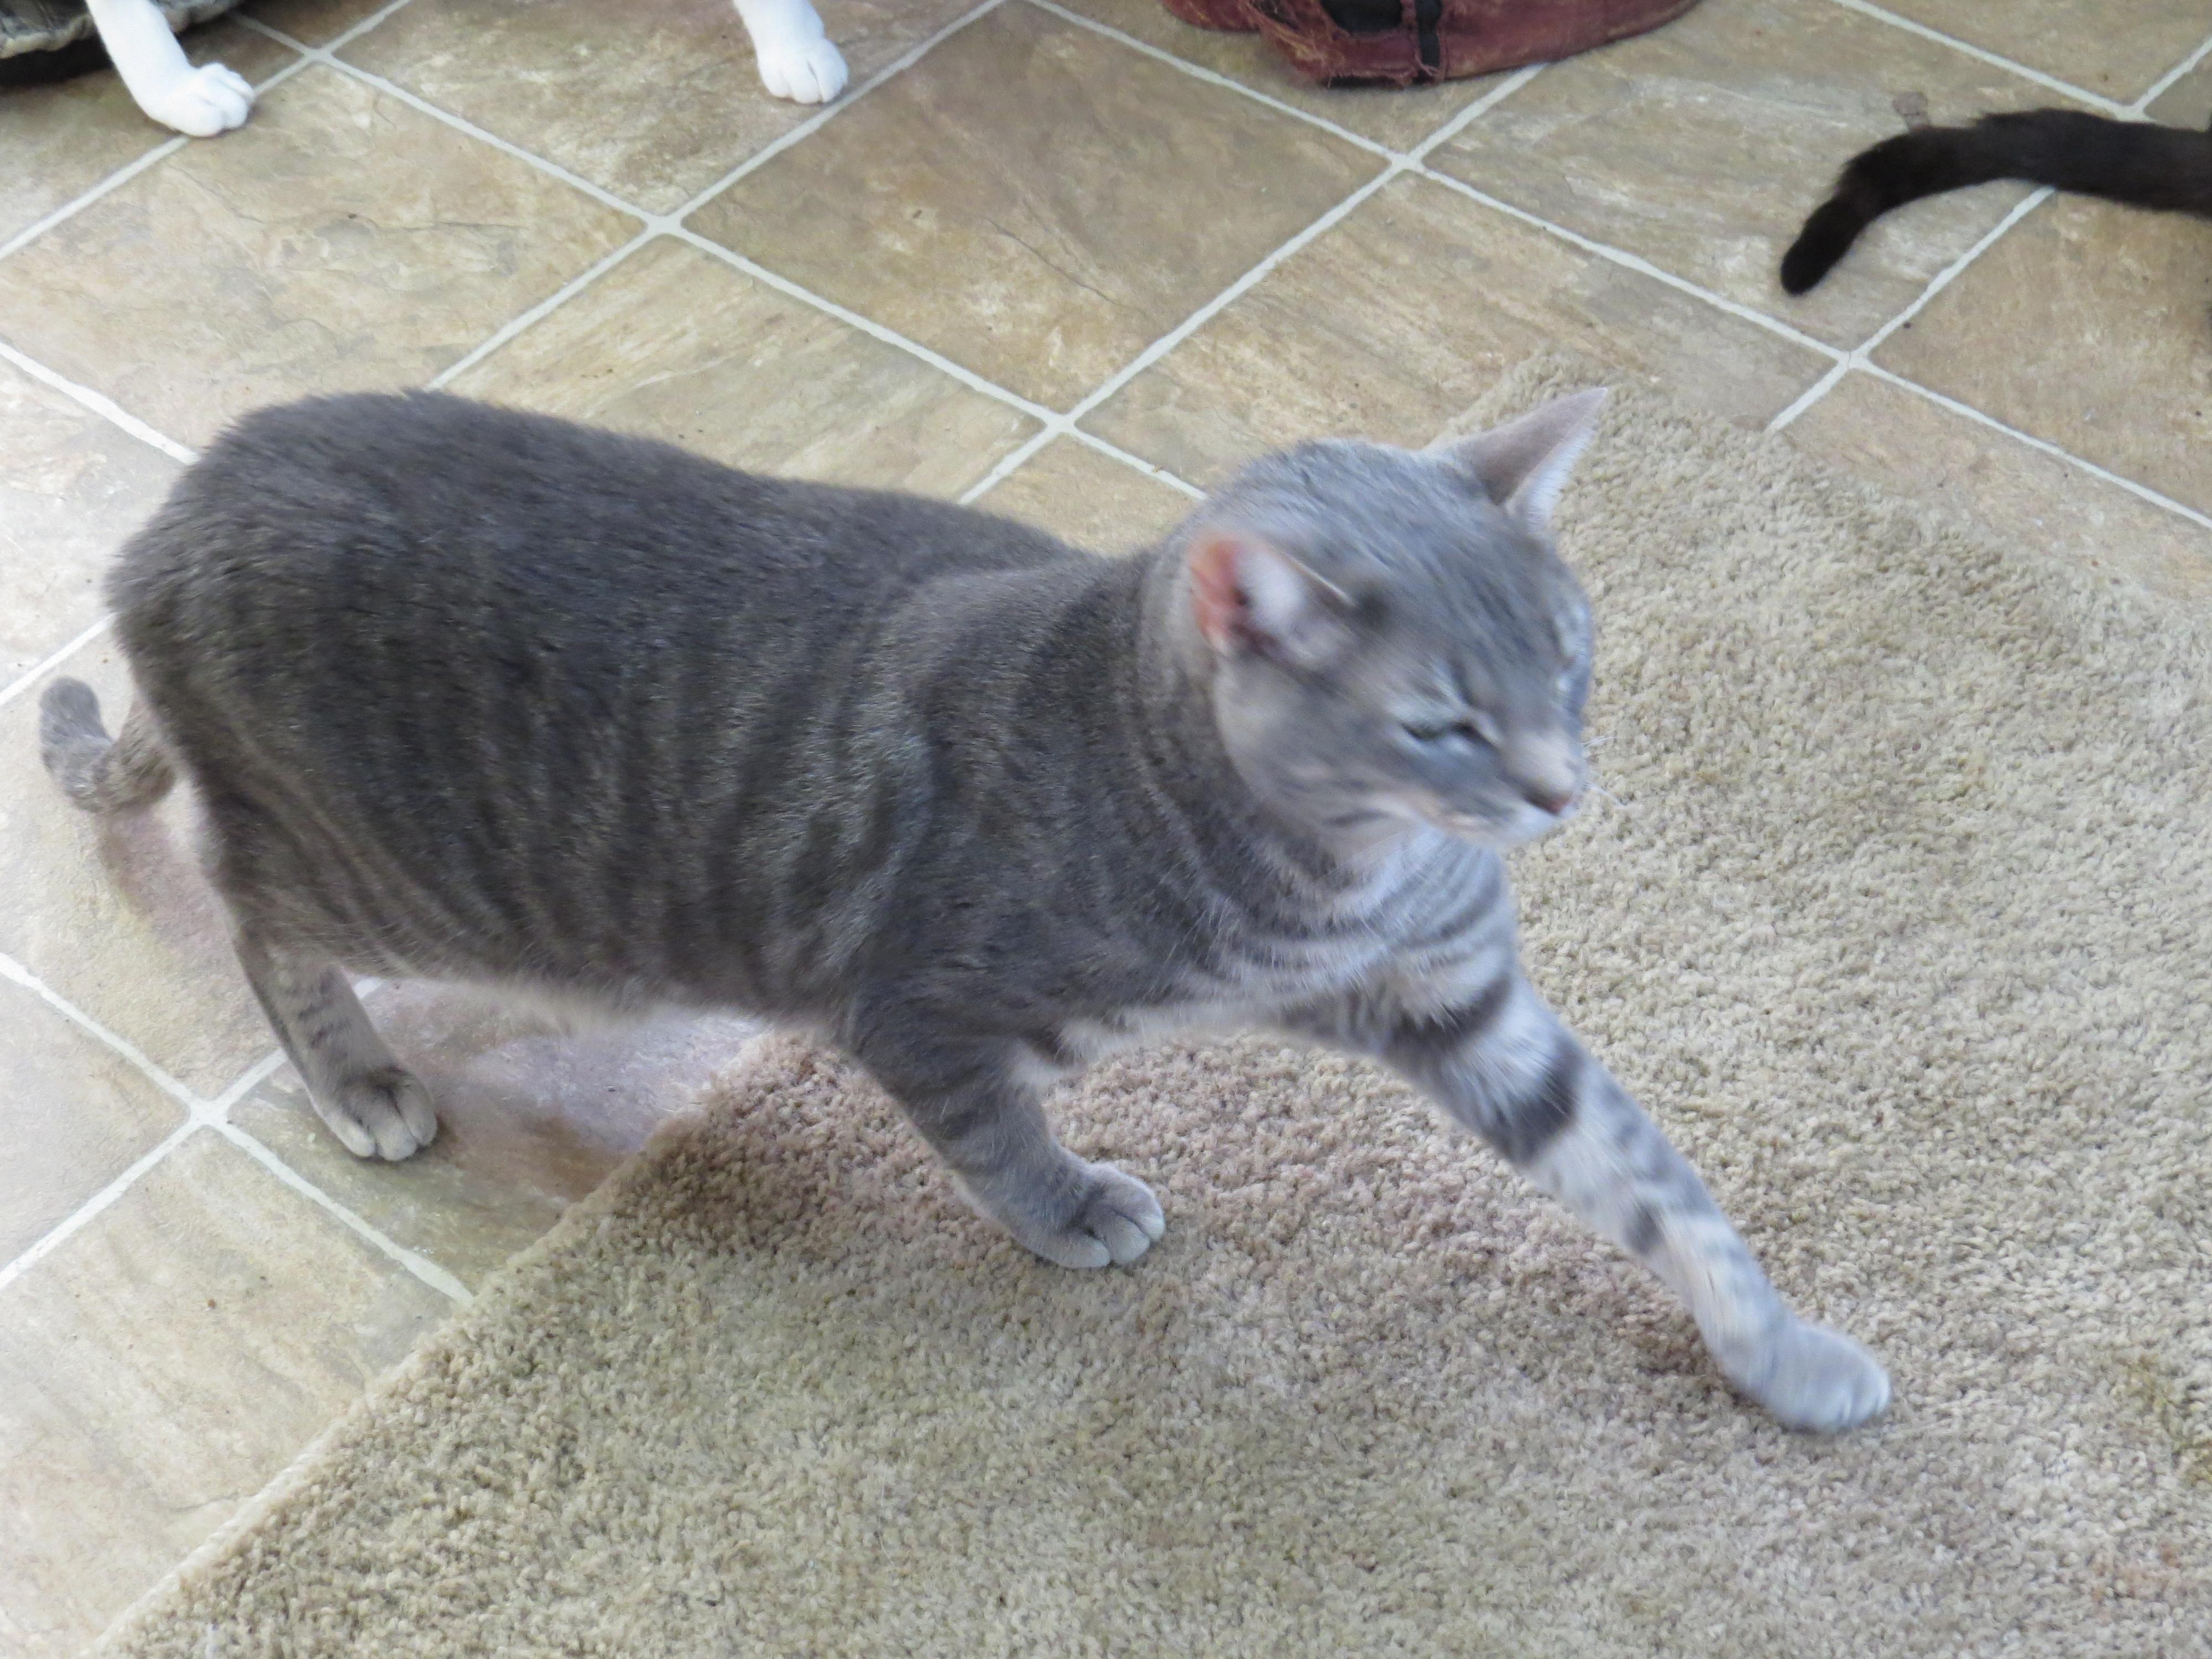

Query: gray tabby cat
<box><xmin>41</xmin><ymin>387</ymin><xmax>1889</xmax><ymax>1432</ymax></box>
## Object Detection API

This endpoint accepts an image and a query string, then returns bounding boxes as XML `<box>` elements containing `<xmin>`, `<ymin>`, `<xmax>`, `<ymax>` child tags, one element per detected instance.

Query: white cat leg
<box><xmin>733</xmin><ymin>0</ymin><xmax>847</xmax><ymax>104</ymax></box>
<box><xmin>87</xmin><ymin>0</ymin><xmax>254</xmax><ymax>137</ymax></box>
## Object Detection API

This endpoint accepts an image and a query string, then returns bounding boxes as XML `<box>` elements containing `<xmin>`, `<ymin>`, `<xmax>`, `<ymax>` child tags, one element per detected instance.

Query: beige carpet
<box><xmin>102</xmin><ymin>362</ymin><xmax>2212</xmax><ymax>1657</ymax></box>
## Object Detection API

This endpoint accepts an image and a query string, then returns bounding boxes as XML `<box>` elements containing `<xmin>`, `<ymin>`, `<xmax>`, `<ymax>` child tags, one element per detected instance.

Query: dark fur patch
<box><xmin>1492</xmin><ymin>1041</ymin><xmax>1580</xmax><ymax>1165</ymax></box>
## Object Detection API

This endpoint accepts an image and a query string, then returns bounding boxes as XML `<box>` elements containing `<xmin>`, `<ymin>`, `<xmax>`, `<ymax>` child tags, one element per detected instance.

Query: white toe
<box><xmin>755</xmin><ymin>35</ymin><xmax>847</xmax><ymax>105</ymax></box>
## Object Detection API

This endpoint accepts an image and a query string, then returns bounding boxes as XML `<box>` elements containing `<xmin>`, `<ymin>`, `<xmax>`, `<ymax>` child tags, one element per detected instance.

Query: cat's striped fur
<box><xmin>40</xmin><ymin>388</ymin><xmax>1887</xmax><ymax>1431</ymax></box>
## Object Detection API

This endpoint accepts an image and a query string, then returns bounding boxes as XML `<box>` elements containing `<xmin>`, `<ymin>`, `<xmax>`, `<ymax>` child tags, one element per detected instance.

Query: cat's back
<box><xmin>109</xmin><ymin>390</ymin><xmax>1073</xmax><ymax>657</ymax></box>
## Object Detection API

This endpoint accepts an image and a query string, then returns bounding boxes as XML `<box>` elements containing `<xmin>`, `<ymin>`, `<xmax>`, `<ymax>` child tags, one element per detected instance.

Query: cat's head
<box><xmin>1177</xmin><ymin>388</ymin><xmax>1605</xmax><ymax>853</ymax></box>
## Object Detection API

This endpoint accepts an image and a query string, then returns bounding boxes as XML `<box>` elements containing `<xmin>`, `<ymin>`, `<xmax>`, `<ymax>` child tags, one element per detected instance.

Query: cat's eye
<box><xmin>1401</xmin><ymin>714</ymin><xmax>1499</xmax><ymax>747</ymax></box>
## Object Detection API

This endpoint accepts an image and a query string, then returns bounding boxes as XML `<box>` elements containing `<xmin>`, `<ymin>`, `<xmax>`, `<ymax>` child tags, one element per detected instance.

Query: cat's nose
<box><xmin>1522</xmin><ymin>783</ymin><xmax>1577</xmax><ymax>816</ymax></box>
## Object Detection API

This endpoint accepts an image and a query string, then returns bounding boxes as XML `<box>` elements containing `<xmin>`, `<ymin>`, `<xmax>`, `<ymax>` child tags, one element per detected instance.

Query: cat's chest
<box><xmin>1037</xmin><ymin>839</ymin><xmax>1505</xmax><ymax>1074</ymax></box>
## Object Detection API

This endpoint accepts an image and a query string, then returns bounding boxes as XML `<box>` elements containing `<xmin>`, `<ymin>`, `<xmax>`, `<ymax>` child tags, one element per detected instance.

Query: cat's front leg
<box><xmin>732</xmin><ymin>0</ymin><xmax>847</xmax><ymax>104</ymax></box>
<box><xmin>88</xmin><ymin>0</ymin><xmax>254</xmax><ymax>136</ymax></box>
<box><xmin>1372</xmin><ymin>971</ymin><xmax>1889</xmax><ymax>1432</ymax></box>
<box><xmin>855</xmin><ymin>1023</ymin><xmax>1163</xmax><ymax>1268</ymax></box>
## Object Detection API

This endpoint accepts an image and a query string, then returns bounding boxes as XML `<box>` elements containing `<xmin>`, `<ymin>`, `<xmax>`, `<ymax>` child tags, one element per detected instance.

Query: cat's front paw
<box><xmin>1724</xmin><ymin>1316</ymin><xmax>1890</xmax><ymax>1433</ymax></box>
<box><xmin>1001</xmin><ymin>1160</ymin><xmax>1165</xmax><ymax>1270</ymax></box>
<box><xmin>137</xmin><ymin>62</ymin><xmax>255</xmax><ymax>137</ymax></box>
<box><xmin>755</xmin><ymin>33</ymin><xmax>847</xmax><ymax>103</ymax></box>
<box><xmin>315</xmin><ymin>1065</ymin><xmax>439</xmax><ymax>1162</ymax></box>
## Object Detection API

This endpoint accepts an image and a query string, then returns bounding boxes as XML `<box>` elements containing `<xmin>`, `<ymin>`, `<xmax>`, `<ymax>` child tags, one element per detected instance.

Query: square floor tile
<box><xmin>0</xmin><ymin>642</ymin><xmax>273</xmax><ymax>1099</ymax></box>
<box><xmin>1789</xmin><ymin>371</ymin><xmax>2212</xmax><ymax>604</ymax></box>
<box><xmin>448</xmin><ymin>236</ymin><xmax>1035</xmax><ymax>493</ymax></box>
<box><xmin>0</xmin><ymin>983</ymin><xmax>184</xmax><ymax>1264</ymax></box>
<box><xmin>0</xmin><ymin>1130</ymin><xmax>450</xmax><ymax>1657</ymax></box>
<box><xmin>1872</xmin><ymin>196</ymin><xmax>2212</xmax><ymax>518</ymax></box>
<box><xmin>693</xmin><ymin>1</ymin><xmax>1383</xmax><ymax>410</ymax></box>
<box><xmin>2148</xmin><ymin>55</ymin><xmax>2212</xmax><ymax>125</ymax></box>
<box><xmin>0</xmin><ymin>359</ymin><xmax>178</xmax><ymax>689</ymax></box>
<box><xmin>341</xmin><ymin>0</ymin><xmax>983</xmax><ymax>215</ymax></box>
<box><xmin>0</xmin><ymin>64</ymin><xmax>636</xmax><ymax>449</ymax></box>
<box><xmin>0</xmin><ymin>17</ymin><xmax>297</xmax><ymax>249</ymax></box>
<box><xmin>1428</xmin><ymin>0</ymin><xmax>2077</xmax><ymax>349</ymax></box>
<box><xmin>1874</xmin><ymin>0</ymin><xmax>2210</xmax><ymax>106</ymax></box>
<box><xmin>231</xmin><ymin>981</ymin><xmax>752</xmax><ymax>1290</ymax></box>
<box><xmin>1084</xmin><ymin>173</ymin><xmax>1828</xmax><ymax>485</ymax></box>
<box><xmin>1046</xmin><ymin>0</ymin><xmax>1513</xmax><ymax>152</ymax></box>
<box><xmin>975</xmin><ymin>436</ymin><xmax>1194</xmax><ymax>550</ymax></box>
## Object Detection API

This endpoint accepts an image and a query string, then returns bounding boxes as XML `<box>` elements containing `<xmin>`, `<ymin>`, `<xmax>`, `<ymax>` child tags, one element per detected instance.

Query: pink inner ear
<box><xmin>1188</xmin><ymin>533</ymin><xmax>1245</xmax><ymax>650</ymax></box>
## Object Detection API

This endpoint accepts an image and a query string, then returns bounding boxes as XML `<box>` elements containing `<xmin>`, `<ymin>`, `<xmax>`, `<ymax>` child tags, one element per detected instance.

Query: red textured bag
<box><xmin>1160</xmin><ymin>0</ymin><xmax>1699</xmax><ymax>87</ymax></box>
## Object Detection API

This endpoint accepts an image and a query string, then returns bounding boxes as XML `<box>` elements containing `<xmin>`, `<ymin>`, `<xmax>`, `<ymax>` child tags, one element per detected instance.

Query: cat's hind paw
<box><xmin>755</xmin><ymin>33</ymin><xmax>847</xmax><ymax>104</ymax></box>
<box><xmin>1726</xmin><ymin>1316</ymin><xmax>1891</xmax><ymax>1433</ymax></box>
<box><xmin>137</xmin><ymin>61</ymin><xmax>255</xmax><ymax>137</ymax></box>
<box><xmin>1004</xmin><ymin>1160</ymin><xmax>1165</xmax><ymax>1270</ymax></box>
<box><xmin>315</xmin><ymin>1065</ymin><xmax>439</xmax><ymax>1162</ymax></box>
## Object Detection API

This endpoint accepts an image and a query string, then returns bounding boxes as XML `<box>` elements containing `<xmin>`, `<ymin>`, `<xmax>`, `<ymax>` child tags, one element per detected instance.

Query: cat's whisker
<box><xmin>1583</xmin><ymin>781</ymin><xmax>1626</xmax><ymax>813</ymax></box>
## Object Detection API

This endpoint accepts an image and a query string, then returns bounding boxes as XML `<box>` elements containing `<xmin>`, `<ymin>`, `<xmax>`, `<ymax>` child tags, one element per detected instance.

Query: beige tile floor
<box><xmin>3</xmin><ymin>0</ymin><xmax>2210</xmax><ymax>1649</ymax></box>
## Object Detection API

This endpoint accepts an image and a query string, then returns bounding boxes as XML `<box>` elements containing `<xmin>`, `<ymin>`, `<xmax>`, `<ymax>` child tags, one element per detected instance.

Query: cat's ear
<box><xmin>1431</xmin><ymin>387</ymin><xmax>1608</xmax><ymax>535</ymax></box>
<box><xmin>1187</xmin><ymin>530</ymin><xmax>1349</xmax><ymax>666</ymax></box>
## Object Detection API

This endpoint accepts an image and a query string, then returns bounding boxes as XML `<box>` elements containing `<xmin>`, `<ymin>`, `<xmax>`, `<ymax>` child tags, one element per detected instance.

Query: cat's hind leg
<box><xmin>733</xmin><ymin>0</ymin><xmax>847</xmax><ymax>103</ymax></box>
<box><xmin>233</xmin><ymin>929</ymin><xmax>437</xmax><ymax>1161</ymax></box>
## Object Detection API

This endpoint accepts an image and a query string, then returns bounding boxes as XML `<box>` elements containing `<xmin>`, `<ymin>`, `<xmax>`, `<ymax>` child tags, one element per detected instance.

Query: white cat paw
<box><xmin>1004</xmin><ymin>1160</ymin><xmax>1166</xmax><ymax>1270</ymax></box>
<box><xmin>755</xmin><ymin>33</ymin><xmax>847</xmax><ymax>104</ymax></box>
<box><xmin>1728</xmin><ymin>1317</ymin><xmax>1891</xmax><ymax>1433</ymax></box>
<box><xmin>137</xmin><ymin>61</ymin><xmax>255</xmax><ymax>137</ymax></box>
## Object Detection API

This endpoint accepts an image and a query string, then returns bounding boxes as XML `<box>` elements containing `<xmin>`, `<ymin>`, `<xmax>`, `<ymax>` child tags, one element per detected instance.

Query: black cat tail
<box><xmin>1781</xmin><ymin>109</ymin><xmax>2212</xmax><ymax>295</ymax></box>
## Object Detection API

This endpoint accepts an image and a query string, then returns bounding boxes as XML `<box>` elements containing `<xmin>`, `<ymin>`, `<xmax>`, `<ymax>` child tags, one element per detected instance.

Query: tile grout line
<box><xmin>668</xmin><ymin>0</ymin><xmax>1013</xmax><ymax>221</ymax></box>
<box><xmin>425</xmin><ymin>229</ymin><xmax>659</xmax><ymax>392</ymax></box>
<box><xmin>233</xmin><ymin>18</ymin><xmax>651</xmax><ymax>221</ymax></box>
<box><xmin>0</xmin><ymin>134</ymin><xmax>184</xmax><ymax>266</ymax></box>
<box><xmin>216</xmin><ymin>1120</ymin><xmax>473</xmax><ymax>1303</ymax></box>
<box><xmin>1410</xmin><ymin>165</ymin><xmax>1846</xmax><ymax>362</ymax></box>
<box><xmin>0</xmin><ymin>1120</ymin><xmax>196</xmax><ymax>1297</ymax></box>
<box><xmin>0</xmin><ymin>336</ymin><xmax>197</xmax><ymax>465</ymax></box>
<box><xmin>0</xmin><ymin>948</ymin><xmax>201</xmax><ymax>1103</ymax></box>
<box><xmin>1817</xmin><ymin>0</ymin><xmax>2130</xmax><ymax>116</ymax></box>
<box><xmin>2130</xmin><ymin>22</ymin><xmax>2212</xmax><ymax>112</ymax></box>
<box><xmin>1860</xmin><ymin>363</ymin><xmax>2212</xmax><ymax>532</ymax></box>
<box><xmin>0</xmin><ymin>613</ymin><xmax>117</xmax><ymax>711</ymax></box>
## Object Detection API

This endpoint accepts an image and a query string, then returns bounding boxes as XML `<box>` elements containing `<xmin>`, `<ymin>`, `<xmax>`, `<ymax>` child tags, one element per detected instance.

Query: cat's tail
<box><xmin>1781</xmin><ymin>109</ymin><xmax>2212</xmax><ymax>295</ymax></box>
<box><xmin>40</xmin><ymin>679</ymin><xmax>176</xmax><ymax>812</ymax></box>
